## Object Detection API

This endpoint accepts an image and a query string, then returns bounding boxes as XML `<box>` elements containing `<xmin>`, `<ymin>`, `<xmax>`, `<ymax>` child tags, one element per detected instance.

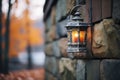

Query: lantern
<box><xmin>66</xmin><ymin>5</ymin><xmax>90</xmax><ymax>58</ymax></box>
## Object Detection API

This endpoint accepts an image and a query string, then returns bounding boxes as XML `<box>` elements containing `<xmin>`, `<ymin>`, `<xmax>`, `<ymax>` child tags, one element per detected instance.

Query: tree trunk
<box><xmin>27</xmin><ymin>45</ymin><xmax>32</xmax><ymax>69</ymax></box>
<box><xmin>0</xmin><ymin>0</ymin><xmax>3</xmax><ymax>73</ymax></box>
<box><xmin>4</xmin><ymin>0</ymin><xmax>12</xmax><ymax>74</ymax></box>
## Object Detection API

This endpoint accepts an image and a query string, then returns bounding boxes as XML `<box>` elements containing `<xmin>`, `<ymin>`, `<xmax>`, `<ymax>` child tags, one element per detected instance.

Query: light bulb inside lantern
<box><xmin>72</xmin><ymin>30</ymin><xmax>85</xmax><ymax>43</ymax></box>
<box><xmin>72</xmin><ymin>30</ymin><xmax>78</xmax><ymax>43</ymax></box>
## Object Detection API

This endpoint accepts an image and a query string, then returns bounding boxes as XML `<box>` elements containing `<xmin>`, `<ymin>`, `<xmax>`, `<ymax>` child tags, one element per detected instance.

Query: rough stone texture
<box><xmin>46</xmin><ymin>6</ymin><xmax>59</xmax><ymax>42</ymax></box>
<box><xmin>92</xmin><ymin>19</ymin><xmax>120</xmax><ymax>58</ymax></box>
<box><xmin>92</xmin><ymin>19</ymin><xmax>108</xmax><ymax>57</ymax></box>
<box><xmin>51</xmin><ymin>6</ymin><xmax>56</xmax><ymax>25</ymax></box>
<box><xmin>60</xmin><ymin>67</ymin><xmax>76</xmax><ymax>80</ymax></box>
<box><xmin>55</xmin><ymin>0</ymin><xmax>76</xmax><ymax>21</ymax></box>
<box><xmin>58</xmin><ymin>38</ymin><xmax>68</xmax><ymax>57</ymax></box>
<box><xmin>45</xmin><ymin>57</ymin><xmax>58</xmax><ymax>75</ymax></box>
<box><xmin>45</xmin><ymin>72</ymin><xmax>57</xmax><ymax>80</ymax></box>
<box><xmin>100</xmin><ymin>59</ymin><xmax>120</xmax><ymax>80</ymax></box>
<box><xmin>47</xmin><ymin>25</ymin><xmax>58</xmax><ymax>42</ymax></box>
<box><xmin>52</xmin><ymin>41</ymin><xmax>61</xmax><ymax>58</ymax></box>
<box><xmin>45</xmin><ymin>43</ymin><xmax>53</xmax><ymax>56</ymax></box>
<box><xmin>76</xmin><ymin>60</ymin><xmax>86</xmax><ymax>80</ymax></box>
<box><xmin>81</xmin><ymin>5</ymin><xmax>89</xmax><ymax>23</ymax></box>
<box><xmin>45</xmin><ymin>41</ymin><xmax>61</xmax><ymax>57</ymax></box>
<box><xmin>66</xmin><ymin>0</ymin><xmax>76</xmax><ymax>15</ymax></box>
<box><xmin>56</xmin><ymin>0</ymin><xmax>67</xmax><ymax>22</ymax></box>
<box><xmin>44</xmin><ymin>0</ymin><xmax>120</xmax><ymax>80</ymax></box>
<box><xmin>45</xmin><ymin>16</ymin><xmax>51</xmax><ymax>31</ymax></box>
<box><xmin>45</xmin><ymin>25</ymin><xmax>58</xmax><ymax>43</ymax></box>
<box><xmin>104</xmin><ymin>19</ymin><xmax>120</xmax><ymax>58</ymax></box>
<box><xmin>86</xmin><ymin>60</ymin><xmax>100</xmax><ymax>80</ymax></box>
<box><xmin>45</xmin><ymin>6</ymin><xmax>58</xmax><ymax>43</ymax></box>
<box><xmin>56</xmin><ymin>19</ymin><xmax>67</xmax><ymax>37</ymax></box>
<box><xmin>44</xmin><ymin>15</ymin><xmax>53</xmax><ymax>43</ymax></box>
<box><xmin>59</xmin><ymin>58</ymin><xmax>76</xmax><ymax>80</ymax></box>
<box><xmin>113</xmin><ymin>0</ymin><xmax>120</xmax><ymax>20</ymax></box>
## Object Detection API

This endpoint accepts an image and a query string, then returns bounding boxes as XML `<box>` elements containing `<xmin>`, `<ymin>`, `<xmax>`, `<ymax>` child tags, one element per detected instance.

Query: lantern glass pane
<box><xmin>79</xmin><ymin>31</ymin><xmax>85</xmax><ymax>43</ymax></box>
<box><xmin>72</xmin><ymin>29</ymin><xmax>79</xmax><ymax>43</ymax></box>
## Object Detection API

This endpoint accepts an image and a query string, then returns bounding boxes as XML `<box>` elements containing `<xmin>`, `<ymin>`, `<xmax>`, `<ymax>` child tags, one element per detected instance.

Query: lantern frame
<box><xmin>65</xmin><ymin>5</ymin><xmax>91</xmax><ymax>58</ymax></box>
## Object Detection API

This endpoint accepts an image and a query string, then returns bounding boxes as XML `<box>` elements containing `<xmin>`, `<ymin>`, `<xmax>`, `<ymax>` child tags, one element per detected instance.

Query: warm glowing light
<box><xmin>72</xmin><ymin>30</ymin><xmax>85</xmax><ymax>43</ymax></box>
<box><xmin>75</xmin><ymin>32</ymin><xmax>78</xmax><ymax>37</ymax></box>
<box><xmin>80</xmin><ymin>31</ymin><xmax>85</xmax><ymax>43</ymax></box>
<box><xmin>72</xmin><ymin>30</ymin><xmax>78</xmax><ymax>43</ymax></box>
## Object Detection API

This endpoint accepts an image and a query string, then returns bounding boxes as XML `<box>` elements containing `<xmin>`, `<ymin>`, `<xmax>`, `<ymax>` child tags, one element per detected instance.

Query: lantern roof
<box><xmin>66</xmin><ymin>20</ymin><xmax>88</xmax><ymax>29</ymax></box>
<box><xmin>66</xmin><ymin>10</ymin><xmax>88</xmax><ymax>29</ymax></box>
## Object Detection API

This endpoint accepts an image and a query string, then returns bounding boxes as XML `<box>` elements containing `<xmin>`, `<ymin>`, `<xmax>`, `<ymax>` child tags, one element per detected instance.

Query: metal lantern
<box><xmin>66</xmin><ymin>5</ymin><xmax>89</xmax><ymax>57</ymax></box>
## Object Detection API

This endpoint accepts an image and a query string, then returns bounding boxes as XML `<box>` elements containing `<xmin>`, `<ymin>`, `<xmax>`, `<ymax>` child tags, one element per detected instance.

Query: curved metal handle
<box><xmin>69</xmin><ymin>5</ymin><xmax>81</xmax><ymax>15</ymax></box>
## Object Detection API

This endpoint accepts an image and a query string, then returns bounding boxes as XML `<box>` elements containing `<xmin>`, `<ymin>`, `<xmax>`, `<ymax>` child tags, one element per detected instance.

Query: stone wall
<box><xmin>44</xmin><ymin>0</ymin><xmax>120</xmax><ymax>80</ymax></box>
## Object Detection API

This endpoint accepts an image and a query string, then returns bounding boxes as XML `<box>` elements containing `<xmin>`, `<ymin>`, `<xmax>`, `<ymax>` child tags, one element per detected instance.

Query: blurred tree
<box><xmin>4</xmin><ymin>0</ymin><xmax>12</xmax><ymax>74</ymax></box>
<box><xmin>0</xmin><ymin>0</ymin><xmax>3</xmax><ymax>73</ymax></box>
<box><xmin>25</xmin><ymin>0</ymin><xmax>32</xmax><ymax>69</ymax></box>
<box><xmin>0</xmin><ymin>0</ymin><xmax>44</xmax><ymax>73</ymax></box>
<box><xmin>8</xmin><ymin>8</ymin><xmax>43</xmax><ymax>58</ymax></box>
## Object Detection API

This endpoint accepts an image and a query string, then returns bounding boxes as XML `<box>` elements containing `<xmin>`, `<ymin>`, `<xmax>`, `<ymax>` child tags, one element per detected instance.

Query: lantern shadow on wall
<box><xmin>65</xmin><ymin>5</ymin><xmax>92</xmax><ymax>59</ymax></box>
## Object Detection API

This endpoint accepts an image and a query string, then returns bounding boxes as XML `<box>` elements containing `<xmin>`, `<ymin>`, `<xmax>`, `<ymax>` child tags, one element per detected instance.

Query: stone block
<box><xmin>52</xmin><ymin>41</ymin><xmax>61</xmax><ymax>58</ymax></box>
<box><xmin>45</xmin><ymin>72</ymin><xmax>57</xmax><ymax>80</ymax></box>
<box><xmin>56</xmin><ymin>20</ymin><xmax>67</xmax><ymax>38</ymax></box>
<box><xmin>56</xmin><ymin>0</ymin><xmax>67</xmax><ymax>22</ymax></box>
<box><xmin>45</xmin><ymin>7</ymin><xmax>58</xmax><ymax>43</ymax></box>
<box><xmin>51</xmin><ymin>6</ymin><xmax>56</xmax><ymax>25</ymax></box>
<box><xmin>86</xmin><ymin>60</ymin><xmax>100</xmax><ymax>80</ymax></box>
<box><xmin>92</xmin><ymin>19</ymin><xmax>120</xmax><ymax>58</ymax></box>
<box><xmin>45</xmin><ymin>41</ymin><xmax>61</xmax><ymax>57</ymax></box>
<box><xmin>100</xmin><ymin>59</ymin><xmax>120</xmax><ymax>80</ymax></box>
<box><xmin>45</xmin><ymin>16</ymin><xmax>51</xmax><ymax>31</ymax></box>
<box><xmin>45</xmin><ymin>43</ymin><xmax>53</xmax><ymax>56</ymax></box>
<box><xmin>45</xmin><ymin>6</ymin><xmax>59</xmax><ymax>43</ymax></box>
<box><xmin>59</xmin><ymin>58</ymin><xmax>76</xmax><ymax>80</ymax></box>
<box><xmin>66</xmin><ymin>0</ymin><xmax>76</xmax><ymax>14</ymax></box>
<box><xmin>45</xmin><ymin>32</ymin><xmax>50</xmax><ymax>43</ymax></box>
<box><xmin>46</xmin><ymin>25</ymin><xmax>58</xmax><ymax>43</ymax></box>
<box><xmin>76</xmin><ymin>60</ymin><xmax>86</xmax><ymax>80</ymax></box>
<box><xmin>45</xmin><ymin>57</ymin><xmax>58</xmax><ymax>75</ymax></box>
<box><xmin>58</xmin><ymin>38</ymin><xmax>68</xmax><ymax>57</ymax></box>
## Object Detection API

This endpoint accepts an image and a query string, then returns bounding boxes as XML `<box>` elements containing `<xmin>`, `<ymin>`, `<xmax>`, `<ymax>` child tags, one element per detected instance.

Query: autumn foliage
<box><xmin>0</xmin><ymin>68</ymin><xmax>45</xmax><ymax>80</ymax></box>
<box><xmin>2</xmin><ymin>0</ymin><xmax>43</xmax><ymax>58</ymax></box>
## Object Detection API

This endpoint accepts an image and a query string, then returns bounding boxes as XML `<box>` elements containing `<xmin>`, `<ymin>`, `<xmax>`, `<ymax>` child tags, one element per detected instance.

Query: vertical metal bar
<box><xmin>89</xmin><ymin>0</ymin><xmax>93</xmax><ymax>56</ymax></box>
<box><xmin>85</xmin><ymin>28</ymin><xmax>87</xmax><ymax>46</ymax></box>
<box><xmin>67</xmin><ymin>30</ymin><xmax>70</xmax><ymax>43</ymax></box>
<box><xmin>78</xmin><ymin>28</ymin><xmax>80</xmax><ymax>51</ymax></box>
<box><xmin>70</xmin><ymin>30</ymin><xmax>72</xmax><ymax>43</ymax></box>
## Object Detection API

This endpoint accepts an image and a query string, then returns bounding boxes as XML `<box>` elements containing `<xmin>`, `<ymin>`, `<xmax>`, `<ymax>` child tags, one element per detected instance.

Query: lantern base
<box><xmin>67</xmin><ymin>47</ymin><xmax>87</xmax><ymax>53</ymax></box>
